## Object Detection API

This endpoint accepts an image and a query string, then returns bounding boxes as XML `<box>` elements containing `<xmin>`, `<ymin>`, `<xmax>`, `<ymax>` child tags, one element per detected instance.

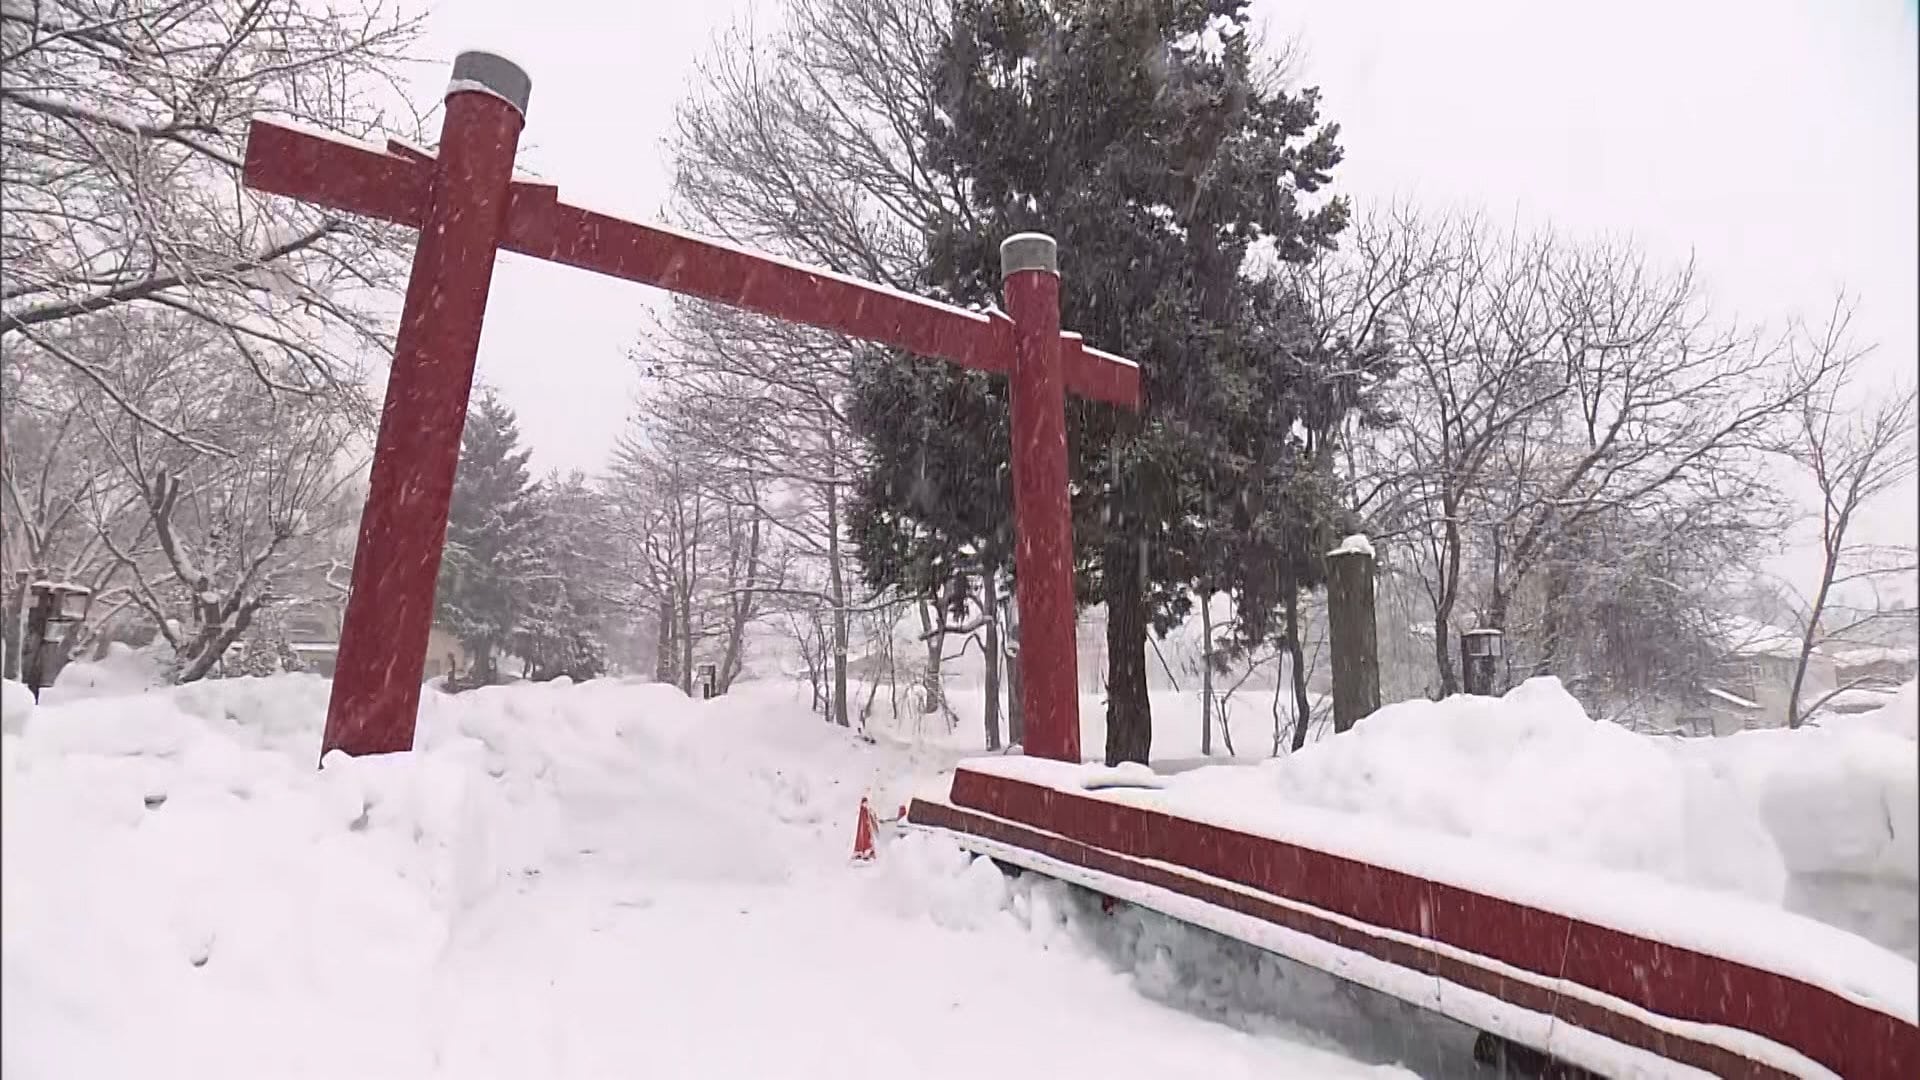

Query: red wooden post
<box><xmin>1001</xmin><ymin>233</ymin><xmax>1081</xmax><ymax>763</ymax></box>
<box><xmin>320</xmin><ymin>53</ymin><xmax>531</xmax><ymax>758</ymax></box>
<box><xmin>246</xmin><ymin>56</ymin><xmax>1134</xmax><ymax>763</ymax></box>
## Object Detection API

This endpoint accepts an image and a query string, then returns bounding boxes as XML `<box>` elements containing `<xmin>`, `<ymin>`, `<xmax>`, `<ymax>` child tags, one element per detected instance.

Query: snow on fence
<box><xmin>907</xmin><ymin>758</ymin><xmax>1920</xmax><ymax>1079</ymax></box>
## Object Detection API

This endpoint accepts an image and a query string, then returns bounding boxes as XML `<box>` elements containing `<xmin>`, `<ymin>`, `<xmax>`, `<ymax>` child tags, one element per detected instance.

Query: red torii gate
<box><xmin>244</xmin><ymin>52</ymin><xmax>1138</xmax><ymax>762</ymax></box>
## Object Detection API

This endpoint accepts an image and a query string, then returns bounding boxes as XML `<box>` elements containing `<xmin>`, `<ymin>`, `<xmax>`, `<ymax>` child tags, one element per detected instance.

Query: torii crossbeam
<box><xmin>245</xmin><ymin>52</ymin><xmax>1139</xmax><ymax>763</ymax></box>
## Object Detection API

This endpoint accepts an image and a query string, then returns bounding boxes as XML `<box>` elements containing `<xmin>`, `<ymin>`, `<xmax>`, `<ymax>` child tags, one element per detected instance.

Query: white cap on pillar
<box><xmin>449</xmin><ymin>51</ymin><xmax>532</xmax><ymax>115</ymax></box>
<box><xmin>1000</xmin><ymin>232</ymin><xmax>1058</xmax><ymax>277</ymax></box>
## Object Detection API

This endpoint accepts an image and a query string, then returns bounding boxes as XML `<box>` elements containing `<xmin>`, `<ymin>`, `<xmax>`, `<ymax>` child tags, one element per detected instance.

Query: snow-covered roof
<box><xmin>1715</xmin><ymin>614</ymin><xmax>1808</xmax><ymax>661</ymax></box>
<box><xmin>1704</xmin><ymin>686</ymin><xmax>1761</xmax><ymax>711</ymax></box>
<box><xmin>1830</xmin><ymin>644</ymin><xmax>1918</xmax><ymax>667</ymax></box>
<box><xmin>1328</xmin><ymin>533</ymin><xmax>1375</xmax><ymax>558</ymax></box>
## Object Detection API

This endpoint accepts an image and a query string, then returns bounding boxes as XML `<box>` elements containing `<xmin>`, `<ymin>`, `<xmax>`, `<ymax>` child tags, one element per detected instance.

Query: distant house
<box><xmin>280</xmin><ymin>600</ymin><xmax>469</xmax><ymax>682</ymax></box>
<box><xmin>1699</xmin><ymin>615</ymin><xmax>1836</xmax><ymax>734</ymax></box>
<box><xmin>1822</xmin><ymin>604</ymin><xmax>1919</xmax><ymax>695</ymax></box>
<box><xmin>1830</xmin><ymin>644</ymin><xmax>1918</xmax><ymax>688</ymax></box>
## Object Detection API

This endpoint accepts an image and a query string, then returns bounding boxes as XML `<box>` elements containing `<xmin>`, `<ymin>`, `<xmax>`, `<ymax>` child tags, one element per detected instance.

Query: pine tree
<box><xmin>851</xmin><ymin>0</ymin><xmax>1351</xmax><ymax>763</ymax></box>
<box><xmin>437</xmin><ymin>390</ymin><xmax>543</xmax><ymax>685</ymax></box>
<box><xmin>515</xmin><ymin>471</ymin><xmax>614</xmax><ymax>682</ymax></box>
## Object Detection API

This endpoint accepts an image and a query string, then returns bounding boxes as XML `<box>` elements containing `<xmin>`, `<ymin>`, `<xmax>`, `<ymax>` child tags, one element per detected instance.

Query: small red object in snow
<box><xmin>851</xmin><ymin>796</ymin><xmax>879</xmax><ymax>863</ymax></box>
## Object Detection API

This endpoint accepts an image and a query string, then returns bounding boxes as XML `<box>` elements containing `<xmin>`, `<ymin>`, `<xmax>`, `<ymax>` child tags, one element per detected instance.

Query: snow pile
<box><xmin>1745</xmin><ymin>681</ymin><xmax>1919</xmax><ymax>957</ymax></box>
<box><xmin>2</xmin><ymin>677</ymin><xmax>32</xmax><ymax>736</ymax></box>
<box><xmin>1820</xmin><ymin>679</ymin><xmax>1920</xmax><ymax>740</ymax></box>
<box><xmin>1201</xmin><ymin>676</ymin><xmax>1917</xmax><ymax>958</ymax></box>
<box><xmin>3</xmin><ymin>671</ymin><xmax>1407</xmax><ymax>1079</ymax></box>
<box><xmin>882</xmin><ymin>834</ymin><xmax>1436</xmax><ymax>1075</ymax></box>
<box><xmin>1328</xmin><ymin>533</ymin><xmax>1375</xmax><ymax>558</ymax></box>
<box><xmin>40</xmin><ymin>640</ymin><xmax>175</xmax><ymax>702</ymax></box>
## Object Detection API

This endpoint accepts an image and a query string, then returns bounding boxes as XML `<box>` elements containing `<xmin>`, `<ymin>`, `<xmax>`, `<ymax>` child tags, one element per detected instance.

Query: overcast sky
<box><xmin>405</xmin><ymin>0</ymin><xmax>1917</xmax><ymax>575</ymax></box>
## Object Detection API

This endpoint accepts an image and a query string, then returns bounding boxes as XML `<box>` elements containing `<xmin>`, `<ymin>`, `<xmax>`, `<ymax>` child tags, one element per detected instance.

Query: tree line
<box><xmin>4</xmin><ymin>1</ymin><xmax>1911</xmax><ymax>744</ymax></box>
<box><xmin>616</xmin><ymin>0</ymin><xmax>1916</xmax><ymax>750</ymax></box>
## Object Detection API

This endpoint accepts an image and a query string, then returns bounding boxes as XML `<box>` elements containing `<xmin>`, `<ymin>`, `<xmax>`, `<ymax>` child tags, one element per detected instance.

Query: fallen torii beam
<box><xmin>242</xmin><ymin>52</ymin><xmax>1137</xmax><ymax>760</ymax></box>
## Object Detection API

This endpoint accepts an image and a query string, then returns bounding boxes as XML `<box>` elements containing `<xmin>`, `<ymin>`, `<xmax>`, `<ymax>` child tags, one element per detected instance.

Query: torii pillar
<box><xmin>242</xmin><ymin>52</ymin><xmax>1139</xmax><ymax>765</ymax></box>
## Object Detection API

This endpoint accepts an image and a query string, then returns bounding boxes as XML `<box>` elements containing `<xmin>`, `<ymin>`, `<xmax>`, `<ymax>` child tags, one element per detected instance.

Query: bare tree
<box><xmin>1336</xmin><ymin>209</ymin><xmax>1822</xmax><ymax>705</ymax></box>
<box><xmin>56</xmin><ymin>312</ymin><xmax>365</xmax><ymax>681</ymax></box>
<box><xmin>0</xmin><ymin>358</ymin><xmax>145</xmax><ymax>674</ymax></box>
<box><xmin>1474</xmin><ymin>240</ymin><xmax>1818</xmax><ymax>660</ymax></box>
<box><xmin>1781</xmin><ymin>314</ymin><xmax>1918</xmax><ymax>727</ymax></box>
<box><xmin>633</xmin><ymin>311</ymin><xmax>862</xmax><ymax>723</ymax></box>
<box><xmin>2</xmin><ymin>0</ymin><xmax>420</xmax><ymax>428</ymax></box>
<box><xmin>609</xmin><ymin>421</ymin><xmax>775</xmax><ymax>696</ymax></box>
<box><xmin>646</xmin><ymin>0</ymin><xmax>969</xmax><ymax>725</ymax></box>
<box><xmin>1372</xmin><ymin>214</ymin><xmax>1572</xmax><ymax>694</ymax></box>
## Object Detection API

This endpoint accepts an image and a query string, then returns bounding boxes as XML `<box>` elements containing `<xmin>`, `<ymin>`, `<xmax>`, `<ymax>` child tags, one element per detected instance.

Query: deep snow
<box><xmin>7</xmin><ymin>658</ymin><xmax>1915</xmax><ymax>1078</ymax></box>
<box><xmin>1233</xmin><ymin>676</ymin><xmax>1920</xmax><ymax>962</ymax></box>
<box><xmin>1</xmin><ymin>670</ymin><xmax>1412</xmax><ymax>1080</ymax></box>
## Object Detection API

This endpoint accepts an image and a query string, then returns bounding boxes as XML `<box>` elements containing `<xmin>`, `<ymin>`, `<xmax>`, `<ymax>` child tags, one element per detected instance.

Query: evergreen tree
<box><xmin>437</xmin><ymin>390</ymin><xmax>543</xmax><ymax>685</ymax></box>
<box><xmin>851</xmin><ymin>0</ymin><xmax>1352</xmax><ymax>763</ymax></box>
<box><xmin>515</xmin><ymin>471</ymin><xmax>614</xmax><ymax>682</ymax></box>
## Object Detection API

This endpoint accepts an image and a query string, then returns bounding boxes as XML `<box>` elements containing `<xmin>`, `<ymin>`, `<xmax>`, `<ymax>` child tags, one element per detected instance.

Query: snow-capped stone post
<box><xmin>1325</xmin><ymin>534</ymin><xmax>1380</xmax><ymax>733</ymax></box>
<box><xmin>1001</xmin><ymin>233</ymin><xmax>1080</xmax><ymax>763</ymax></box>
<box><xmin>318</xmin><ymin>52</ymin><xmax>529</xmax><ymax>757</ymax></box>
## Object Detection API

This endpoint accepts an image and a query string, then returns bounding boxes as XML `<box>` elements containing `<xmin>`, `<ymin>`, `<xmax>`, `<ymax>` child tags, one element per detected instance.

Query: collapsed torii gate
<box><xmin>244</xmin><ymin>52</ymin><xmax>1137</xmax><ymax>762</ymax></box>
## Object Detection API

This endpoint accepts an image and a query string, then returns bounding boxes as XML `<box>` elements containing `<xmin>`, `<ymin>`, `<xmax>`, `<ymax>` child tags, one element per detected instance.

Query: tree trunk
<box><xmin>1104</xmin><ymin>537</ymin><xmax>1152</xmax><ymax>766</ymax></box>
<box><xmin>176</xmin><ymin>601</ymin><xmax>261</xmax><ymax>683</ymax></box>
<box><xmin>1433</xmin><ymin>498</ymin><xmax>1463</xmax><ymax>697</ymax></box>
<box><xmin>1199</xmin><ymin>591</ymin><xmax>1214</xmax><ymax>756</ymax></box>
<box><xmin>1788</xmin><ymin>528</ymin><xmax>1847</xmax><ymax>729</ymax></box>
<box><xmin>1</xmin><ymin>576</ymin><xmax>25</xmax><ymax>681</ymax></box>
<box><xmin>982</xmin><ymin>569</ymin><xmax>1003</xmax><ymax>751</ymax></box>
<box><xmin>719</xmin><ymin>514</ymin><xmax>761</xmax><ymax>693</ymax></box>
<box><xmin>1534</xmin><ymin>564</ymin><xmax>1567</xmax><ymax>679</ymax></box>
<box><xmin>653</xmin><ymin>595</ymin><xmax>675</xmax><ymax>683</ymax></box>
<box><xmin>1285</xmin><ymin>586</ymin><xmax>1313</xmax><ymax>752</ymax></box>
<box><xmin>471</xmin><ymin>640</ymin><xmax>496</xmax><ymax>686</ymax></box>
<box><xmin>917</xmin><ymin>591</ymin><xmax>945</xmax><ymax>716</ymax></box>
<box><xmin>825</xmin><ymin>477</ymin><xmax>850</xmax><ymax>728</ymax></box>
<box><xmin>1003</xmin><ymin>591</ymin><xmax>1024</xmax><ymax>747</ymax></box>
<box><xmin>677</xmin><ymin>584</ymin><xmax>695</xmax><ymax>696</ymax></box>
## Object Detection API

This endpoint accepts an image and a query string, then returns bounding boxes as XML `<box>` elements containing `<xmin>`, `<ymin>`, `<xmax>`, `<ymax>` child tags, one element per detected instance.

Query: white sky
<box><xmin>406</xmin><ymin>0</ymin><xmax>1917</xmax><ymax>579</ymax></box>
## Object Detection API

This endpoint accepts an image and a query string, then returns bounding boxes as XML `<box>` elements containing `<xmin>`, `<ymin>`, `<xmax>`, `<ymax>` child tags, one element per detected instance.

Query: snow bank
<box><xmin>883</xmin><ymin>834</ymin><xmax>1431</xmax><ymax>1075</ymax></box>
<box><xmin>3</xmin><ymin>671</ymin><xmax>1409</xmax><ymax>1079</ymax></box>
<box><xmin>1745</xmin><ymin>682</ymin><xmax>1920</xmax><ymax>958</ymax></box>
<box><xmin>1179</xmin><ymin>677</ymin><xmax>1919</xmax><ymax>960</ymax></box>
<box><xmin>41</xmin><ymin>640</ymin><xmax>174</xmax><ymax>702</ymax></box>
<box><xmin>2</xmin><ymin>677</ymin><xmax>32</xmax><ymax>736</ymax></box>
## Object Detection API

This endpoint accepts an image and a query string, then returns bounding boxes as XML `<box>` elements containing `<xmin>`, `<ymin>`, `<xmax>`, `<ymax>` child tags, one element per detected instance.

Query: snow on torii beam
<box><xmin>243</xmin><ymin>52</ymin><xmax>1138</xmax><ymax>762</ymax></box>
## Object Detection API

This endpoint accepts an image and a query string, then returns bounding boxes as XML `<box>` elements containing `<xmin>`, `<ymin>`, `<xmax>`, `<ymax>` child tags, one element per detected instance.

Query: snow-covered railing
<box><xmin>906</xmin><ymin>758</ymin><xmax>1919</xmax><ymax>1079</ymax></box>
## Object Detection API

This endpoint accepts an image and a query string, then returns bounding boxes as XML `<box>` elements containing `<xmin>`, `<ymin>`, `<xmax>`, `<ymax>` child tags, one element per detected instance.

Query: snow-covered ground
<box><xmin>2</xmin><ymin>666</ymin><xmax>1420</xmax><ymax>1080</ymax></box>
<box><xmin>1212</xmin><ymin>676</ymin><xmax>1920</xmax><ymax>962</ymax></box>
<box><xmin>886</xmin><ymin>670</ymin><xmax>1918</xmax><ymax>963</ymax></box>
<box><xmin>7</xmin><ymin>654</ymin><xmax>1914</xmax><ymax>1078</ymax></box>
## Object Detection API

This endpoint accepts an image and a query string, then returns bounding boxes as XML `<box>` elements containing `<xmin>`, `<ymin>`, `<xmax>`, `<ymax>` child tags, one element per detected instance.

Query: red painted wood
<box><xmin>943</xmin><ymin>767</ymin><xmax>1918</xmax><ymax>1079</ymax></box>
<box><xmin>242</xmin><ymin>120</ymin><xmax>429</xmax><ymax>229</ymax></box>
<box><xmin>244</xmin><ymin>105</ymin><xmax>1140</xmax><ymax>763</ymax></box>
<box><xmin>319</xmin><ymin>89</ymin><xmax>525</xmax><ymax>757</ymax></box>
<box><xmin>1004</xmin><ymin>266</ymin><xmax>1081</xmax><ymax>763</ymax></box>
<box><xmin>240</xmin><ymin>119</ymin><xmax>1141</xmax><ymax>409</ymax></box>
<box><xmin>1062</xmin><ymin>337</ymin><xmax>1141</xmax><ymax>410</ymax></box>
<box><xmin>501</xmin><ymin>184</ymin><xmax>1009</xmax><ymax>379</ymax></box>
<box><xmin>909</xmin><ymin>797</ymin><xmax>1797</xmax><ymax>1079</ymax></box>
